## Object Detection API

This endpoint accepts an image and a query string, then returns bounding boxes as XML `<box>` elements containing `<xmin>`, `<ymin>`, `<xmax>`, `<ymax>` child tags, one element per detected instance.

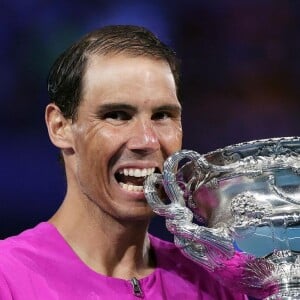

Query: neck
<box><xmin>49</xmin><ymin>192</ymin><xmax>155</xmax><ymax>279</ymax></box>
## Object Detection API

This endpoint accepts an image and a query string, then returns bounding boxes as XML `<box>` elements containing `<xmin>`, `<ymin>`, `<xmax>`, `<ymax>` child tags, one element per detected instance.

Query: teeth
<box><xmin>119</xmin><ymin>167</ymin><xmax>155</xmax><ymax>178</ymax></box>
<box><xmin>117</xmin><ymin>168</ymin><xmax>156</xmax><ymax>192</ymax></box>
<box><xmin>120</xmin><ymin>183</ymin><xmax>144</xmax><ymax>192</ymax></box>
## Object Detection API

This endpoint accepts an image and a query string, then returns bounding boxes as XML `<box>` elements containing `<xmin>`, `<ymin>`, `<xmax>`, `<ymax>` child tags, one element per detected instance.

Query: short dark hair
<box><xmin>47</xmin><ymin>25</ymin><xmax>180</xmax><ymax>119</ymax></box>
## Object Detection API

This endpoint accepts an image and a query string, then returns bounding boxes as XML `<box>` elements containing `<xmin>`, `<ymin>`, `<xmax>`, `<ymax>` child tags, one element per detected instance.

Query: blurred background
<box><xmin>0</xmin><ymin>0</ymin><xmax>299</xmax><ymax>240</ymax></box>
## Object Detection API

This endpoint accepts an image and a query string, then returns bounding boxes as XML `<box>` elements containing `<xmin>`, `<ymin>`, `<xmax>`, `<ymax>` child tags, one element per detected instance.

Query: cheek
<box><xmin>73</xmin><ymin>123</ymin><xmax>116</xmax><ymax>155</ymax></box>
<box><xmin>160</xmin><ymin>124</ymin><xmax>183</xmax><ymax>152</ymax></box>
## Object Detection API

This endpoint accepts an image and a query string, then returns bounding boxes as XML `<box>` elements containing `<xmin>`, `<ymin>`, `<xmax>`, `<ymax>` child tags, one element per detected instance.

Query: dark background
<box><xmin>0</xmin><ymin>1</ymin><xmax>299</xmax><ymax>240</ymax></box>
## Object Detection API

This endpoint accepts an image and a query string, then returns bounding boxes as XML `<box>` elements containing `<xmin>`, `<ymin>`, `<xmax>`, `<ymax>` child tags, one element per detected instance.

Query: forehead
<box><xmin>84</xmin><ymin>53</ymin><xmax>174</xmax><ymax>83</ymax></box>
<box><xmin>81</xmin><ymin>54</ymin><xmax>178</xmax><ymax>106</ymax></box>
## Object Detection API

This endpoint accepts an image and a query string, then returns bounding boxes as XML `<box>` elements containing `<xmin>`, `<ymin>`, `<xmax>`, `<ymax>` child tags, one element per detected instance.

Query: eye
<box><xmin>152</xmin><ymin>111</ymin><xmax>171</xmax><ymax>121</ymax></box>
<box><xmin>103</xmin><ymin>111</ymin><xmax>132</xmax><ymax>121</ymax></box>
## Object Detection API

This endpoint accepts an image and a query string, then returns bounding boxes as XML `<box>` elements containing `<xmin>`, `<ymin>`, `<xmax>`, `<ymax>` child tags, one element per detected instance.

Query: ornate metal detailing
<box><xmin>144</xmin><ymin>137</ymin><xmax>300</xmax><ymax>299</ymax></box>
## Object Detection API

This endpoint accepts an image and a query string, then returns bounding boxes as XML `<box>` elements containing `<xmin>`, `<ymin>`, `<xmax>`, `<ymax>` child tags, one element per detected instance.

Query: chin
<box><xmin>114</xmin><ymin>207</ymin><xmax>155</xmax><ymax>223</ymax></box>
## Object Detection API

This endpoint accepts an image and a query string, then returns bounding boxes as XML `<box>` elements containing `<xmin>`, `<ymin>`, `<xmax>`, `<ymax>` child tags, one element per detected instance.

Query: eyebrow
<box><xmin>96</xmin><ymin>103</ymin><xmax>137</xmax><ymax>115</ymax></box>
<box><xmin>96</xmin><ymin>103</ymin><xmax>182</xmax><ymax>114</ymax></box>
<box><xmin>153</xmin><ymin>104</ymin><xmax>182</xmax><ymax>115</ymax></box>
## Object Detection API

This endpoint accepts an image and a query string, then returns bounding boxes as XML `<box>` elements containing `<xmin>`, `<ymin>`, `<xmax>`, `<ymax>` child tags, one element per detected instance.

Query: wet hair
<box><xmin>47</xmin><ymin>25</ymin><xmax>180</xmax><ymax>120</ymax></box>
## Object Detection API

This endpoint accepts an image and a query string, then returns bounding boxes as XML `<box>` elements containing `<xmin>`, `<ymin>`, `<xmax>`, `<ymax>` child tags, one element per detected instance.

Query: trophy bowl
<box><xmin>144</xmin><ymin>137</ymin><xmax>300</xmax><ymax>299</ymax></box>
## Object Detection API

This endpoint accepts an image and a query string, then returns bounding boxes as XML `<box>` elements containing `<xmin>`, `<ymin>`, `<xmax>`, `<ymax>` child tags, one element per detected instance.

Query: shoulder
<box><xmin>0</xmin><ymin>222</ymin><xmax>52</xmax><ymax>248</ymax></box>
<box><xmin>0</xmin><ymin>222</ymin><xmax>67</xmax><ymax>298</ymax></box>
<box><xmin>0</xmin><ymin>222</ymin><xmax>56</xmax><ymax>267</ymax></box>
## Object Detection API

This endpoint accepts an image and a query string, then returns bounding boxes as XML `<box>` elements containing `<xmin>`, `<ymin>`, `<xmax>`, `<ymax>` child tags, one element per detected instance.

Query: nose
<box><xmin>127</xmin><ymin>119</ymin><xmax>160</xmax><ymax>153</ymax></box>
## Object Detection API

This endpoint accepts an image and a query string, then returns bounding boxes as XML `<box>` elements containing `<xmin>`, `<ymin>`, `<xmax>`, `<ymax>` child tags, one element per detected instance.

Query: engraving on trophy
<box><xmin>230</xmin><ymin>192</ymin><xmax>273</xmax><ymax>228</ymax></box>
<box><xmin>144</xmin><ymin>137</ymin><xmax>300</xmax><ymax>299</ymax></box>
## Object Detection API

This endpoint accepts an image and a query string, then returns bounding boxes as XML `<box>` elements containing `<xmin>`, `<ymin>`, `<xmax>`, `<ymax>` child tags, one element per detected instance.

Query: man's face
<box><xmin>69</xmin><ymin>54</ymin><xmax>182</xmax><ymax>221</ymax></box>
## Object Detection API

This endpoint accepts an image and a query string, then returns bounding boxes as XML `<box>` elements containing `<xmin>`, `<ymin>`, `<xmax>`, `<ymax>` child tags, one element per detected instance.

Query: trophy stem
<box><xmin>265</xmin><ymin>281</ymin><xmax>300</xmax><ymax>299</ymax></box>
<box><xmin>264</xmin><ymin>251</ymin><xmax>300</xmax><ymax>300</ymax></box>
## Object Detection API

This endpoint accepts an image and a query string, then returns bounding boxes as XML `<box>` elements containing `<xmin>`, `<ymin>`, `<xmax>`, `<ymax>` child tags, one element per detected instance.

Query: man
<box><xmin>0</xmin><ymin>25</ymin><xmax>247</xmax><ymax>299</ymax></box>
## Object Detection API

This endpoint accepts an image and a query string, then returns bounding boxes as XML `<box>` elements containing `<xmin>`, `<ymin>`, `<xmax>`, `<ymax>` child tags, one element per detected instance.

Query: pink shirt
<box><xmin>0</xmin><ymin>222</ymin><xmax>247</xmax><ymax>299</ymax></box>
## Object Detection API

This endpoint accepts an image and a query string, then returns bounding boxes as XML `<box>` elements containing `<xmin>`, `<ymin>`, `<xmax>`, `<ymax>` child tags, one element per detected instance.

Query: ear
<box><xmin>45</xmin><ymin>103</ymin><xmax>74</xmax><ymax>150</ymax></box>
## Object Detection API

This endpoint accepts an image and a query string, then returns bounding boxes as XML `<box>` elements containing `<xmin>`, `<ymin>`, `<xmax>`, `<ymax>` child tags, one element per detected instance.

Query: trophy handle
<box><xmin>144</xmin><ymin>150</ymin><xmax>235</xmax><ymax>269</ymax></box>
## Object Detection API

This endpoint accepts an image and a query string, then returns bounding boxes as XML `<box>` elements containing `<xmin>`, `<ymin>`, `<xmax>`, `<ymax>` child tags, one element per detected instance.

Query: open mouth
<box><xmin>115</xmin><ymin>167</ymin><xmax>157</xmax><ymax>192</ymax></box>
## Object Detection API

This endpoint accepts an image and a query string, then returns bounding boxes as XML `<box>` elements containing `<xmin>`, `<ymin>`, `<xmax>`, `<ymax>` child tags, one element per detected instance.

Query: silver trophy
<box><xmin>144</xmin><ymin>137</ymin><xmax>300</xmax><ymax>299</ymax></box>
